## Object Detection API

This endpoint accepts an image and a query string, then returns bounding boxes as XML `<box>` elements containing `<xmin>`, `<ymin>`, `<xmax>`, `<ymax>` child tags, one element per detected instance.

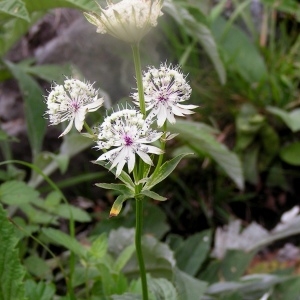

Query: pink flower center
<box><xmin>158</xmin><ymin>94</ymin><xmax>168</xmax><ymax>102</ymax></box>
<box><xmin>71</xmin><ymin>100</ymin><xmax>80</xmax><ymax>112</ymax></box>
<box><xmin>124</xmin><ymin>135</ymin><xmax>133</xmax><ymax>146</ymax></box>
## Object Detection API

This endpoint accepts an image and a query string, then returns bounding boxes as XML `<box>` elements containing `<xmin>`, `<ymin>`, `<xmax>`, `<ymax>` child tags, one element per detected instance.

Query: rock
<box><xmin>35</xmin><ymin>13</ymin><xmax>167</xmax><ymax>104</ymax></box>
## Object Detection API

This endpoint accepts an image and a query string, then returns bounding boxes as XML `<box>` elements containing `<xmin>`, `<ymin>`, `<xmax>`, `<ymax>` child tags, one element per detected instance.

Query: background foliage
<box><xmin>1</xmin><ymin>0</ymin><xmax>300</xmax><ymax>299</ymax></box>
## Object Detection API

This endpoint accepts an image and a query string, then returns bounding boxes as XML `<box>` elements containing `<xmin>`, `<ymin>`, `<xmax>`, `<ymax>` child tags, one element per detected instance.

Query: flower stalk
<box><xmin>132</xmin><ymin>43</ymin><xmax>149</xmax><ymax>300</ymax></box>
<box><xmin>135</xmin><ymin>197</ymin><xmax>148</xmax><ymax>300</ymax></box>
<box><xmin>132</xmin><ymin>44</ymin><xmax>146</xmax><ymax>117</ymax></box>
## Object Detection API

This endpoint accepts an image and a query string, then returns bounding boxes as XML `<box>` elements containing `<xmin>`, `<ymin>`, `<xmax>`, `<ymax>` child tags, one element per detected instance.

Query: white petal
<box><xmin>59</xmin><ymin>118</ymin><xmax>74</xmax><ymax>138</ymax></box>
<box><xmin>96</xmin><ymin>146</ymin><xmax>122</xmax><ymax>161</ymax></box>
<box><xmin>138</xmin><ymin>132</ymin><xmax>163</xmax><ymax>143</ymax></box>
<box><xmin>116</xmin><ymin>158</ymin><xmax>127</xmax><ymax>177</ymax></box>
<box><xmin>110</xmin><ymin>148</ymin><xmax>127</xmax><ymax>171</ymax></box>
<box><xmin>85</xmin><ymin>97</ymin><xmax>104</xmax><ymax>112</ymax></box>
<box><xmin>177</xmin><ymin>104</ymin><xmax>198</xmax><ymax>110</ymax></box>
<box><xmin>157</xmin><ymin>106</ymin><xmax>167</xmax><ymax>127</ymax></box>
<box><xmin>74</xmin><ymin>107</ymin><xmax>87</xmax><ymax>132</ymax></box>
<box><xmin>166</xmin><ymin>111</ymin><xmax>176</xmax><ymax>124</ymax></box>
<box><xmin>137</xmin><ymin>150</ymin><xmax>153</xmax><ymax>165</ymax></box>
<box><xmin>171</xmin><ymin>105</ymin><xmax>185</xmax><ymax>116</ymax></box>
<box><xmin>127</xmin><ymin>150</ymin><xmax>136</xmax><ymax>174</ymax></box>
<box><xmin>146</xmin><ymin>145</ymin><xmax>164</xmax><ymax>155</ymax></box>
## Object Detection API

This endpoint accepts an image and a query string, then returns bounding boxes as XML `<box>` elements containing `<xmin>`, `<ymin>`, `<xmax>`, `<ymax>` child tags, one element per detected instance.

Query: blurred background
<box><xmin>1</xmin><ymin>0</ymin><xmax>300</xmax><ymax>299</ymax></box>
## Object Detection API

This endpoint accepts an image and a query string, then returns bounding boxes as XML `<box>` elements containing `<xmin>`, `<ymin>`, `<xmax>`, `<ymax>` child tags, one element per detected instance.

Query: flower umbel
<box><xmin>96</xmin><ymin>109</ymin><xmax>163</xmax><ymax>177</ymax></box>
<box><xmin>84</xmin><ymin>0</ymin><xmax>163</xmax><ymax>44</ymax></box>
<box><xmin>133</xmin><ymin>63</ymin><xmax>197</xmax><ymax>127</ymax></box>
<box><xmin>45</xmin><ymin>79</ymin><xmax>104</xmax><ymax>137</ymax></box>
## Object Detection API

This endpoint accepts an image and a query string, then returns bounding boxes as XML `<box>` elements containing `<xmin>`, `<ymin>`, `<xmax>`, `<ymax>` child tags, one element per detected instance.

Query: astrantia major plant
<box><xmin>45</xmin><ymin>1</ymin><xmax>197</xmax><ymax>299</ymax></box>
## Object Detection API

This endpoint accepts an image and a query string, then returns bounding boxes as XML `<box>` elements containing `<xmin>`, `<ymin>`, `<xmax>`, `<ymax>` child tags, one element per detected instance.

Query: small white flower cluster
<box><xmin>45</xmin><ymin>79</ymin><xmax>103</xmax><ymax>137</ymax></box>
<box><xmin>96</xmin><ymin>109</ymin><xmax>163</xmax><ymax>177</ymax></box>
<box><xmin>133</xmin><ymin>63</ymin><xmax>196</xmax><ymax>127</ymax></box>
<box><xmin>84</xmin><ymin>0</ymin><xmax>163</xmax><ymax>44</ymax></box>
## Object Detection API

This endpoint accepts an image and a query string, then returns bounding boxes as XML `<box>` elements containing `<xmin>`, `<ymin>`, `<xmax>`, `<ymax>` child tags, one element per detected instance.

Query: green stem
<box><xmin>153</xmin><ymin>122</ymin><xmax>167</xmax><ymax>175</ymax></box>
<box><xmin>132</xmin><ymin>43</ymin><xmax>148</xmax><ymax>300</ymax></box>
<box><xmin>131</xmin><ymin>44</ymin><xmax>146</xmax><ymax>117</ymax></box>
<box><xmin>135</xmin><ymin>197</ymin><xmax>148</xmax><ymax>300</ymax></box>
<box><xmin>84</xmin><ymin>121</ymin><xmax>95</xmax><ymax>137</ymax></box>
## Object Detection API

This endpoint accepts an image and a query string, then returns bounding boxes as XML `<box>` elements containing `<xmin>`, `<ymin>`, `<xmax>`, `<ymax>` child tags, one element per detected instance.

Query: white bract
<box><xmin>96</xmin><ymin>109</ymin><xmax>163</xmax><ymax>177</ymax></box>
<box><xmin>45</xmin><ymin>79</ymin><xmax>103</xmax><ymax>137</ymax></box>
<box><xmin>84</xmin><ymin>0</ymin><xmax>163</xmax><ymax>44</ymax></box>
<box><xmin>133</xmin><ymin>63</ymin><xmax>197</xmax><ymax>127</ymax></box>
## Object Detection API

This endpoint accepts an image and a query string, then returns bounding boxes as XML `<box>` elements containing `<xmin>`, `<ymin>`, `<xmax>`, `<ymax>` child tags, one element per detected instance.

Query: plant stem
<box><xmin>135</xmin><ymin>197</ymin><xmax>148</xmax><ymax>300</ymax></box>
<box><xmin>131</xmin><ymin>44</ymin><xmax>146</xmax><ymax>117</ymax></box>
<box><xmin>132</xmin><ymin>43</ymin><xmax>148</xmax><ymax>300</ymax></box>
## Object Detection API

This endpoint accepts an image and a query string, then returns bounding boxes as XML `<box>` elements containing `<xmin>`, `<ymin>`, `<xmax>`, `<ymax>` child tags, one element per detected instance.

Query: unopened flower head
<box><xmin>45</xmin><ymin>79</ymin><xmax>104</xmax><ymax>137</ymax></box>
<box><xmin>96</xmin><ymin>109</ymin><xmax>163</xmax><ymax>177</ymax></box>
<box><xmin>84</xmin><ymin>0</ymin><xmax>163</xmax><ymax>44</ymax></box>
<box><xmin>133</xmin><ymin>63</ymin><xmax>197</xmax><ymax>127</ymax></box>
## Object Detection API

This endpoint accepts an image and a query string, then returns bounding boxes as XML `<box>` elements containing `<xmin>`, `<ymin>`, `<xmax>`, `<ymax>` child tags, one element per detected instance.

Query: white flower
<box><xmin>84</xmin><ymin>0</ymin><xmax>163</xmax><ymax>44</ymax></box>
<box><xmin>133</xmin><ymin>63</ymin><xmax>197</xmax><ymax>127</ymax></box>
<box><xmin>96</xmin><ymin>109</ymin><xmax>163</xmax><ymax>177</ymax></box>
<box><xmin>45</xmin><ymin>79</ymin><xmax>104</xmax><ymax>137</ymax></box>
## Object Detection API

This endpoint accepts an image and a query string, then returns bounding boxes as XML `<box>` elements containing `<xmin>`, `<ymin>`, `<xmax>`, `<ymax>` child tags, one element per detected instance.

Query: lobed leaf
<box><xmin>0</xmin><ymin>204</ymin><xmax>27</xmax><ymax>300</ymax></box>
<box><xmin>0</xmin><ymin>180</ymin><xmax>40</xmax><ymax>205</ymax></box>
<box><xmin>144</xmin><ymin>153</ymin><xmax>192</xmax><ymax>190</ymax></box>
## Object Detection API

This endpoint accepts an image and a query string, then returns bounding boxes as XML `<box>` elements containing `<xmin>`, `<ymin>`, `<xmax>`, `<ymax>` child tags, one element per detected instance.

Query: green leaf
<box><xmin>0</xmin><ymin>180</ymin><xmax>40</xmax><ymax>205</ymax></box>
<box><xmin>95</xmin><ymin>183</ymin><xmax>134</xmax><ymax>195</ymax></box>
<box><xmin>113</xmin><ymin>244</ymin><xmax>135</xmax><ymax>273</ymax></box>
<box><xmin>139</xmin><ymin>190</ymin><xmax>167</xmax><ymax>201</ymax></box>
<box><xmin>88</xmin><ymin>233</ymin><xmax>108</xmax><ymax>261</ymax></box>
<box><xmin>93</xmin><ymin>160</ymin><xmax>135</xmax><ymax>189</ymax></box>
<box><xmin>24</xmin><ymin>280</ymin><xmax>55</xmax><ymax>300</ymax></box>
<box><xmin>267</xmin><ymin>106</ymin><xmax>300</xmax><ymax>132</ymax></box>
<box><xmin>274</xmin><ymin>277</ymin><xmax>300</xmax><ymax>300</ymax></box>
<box><xmin>280</xmin><ymin>142</ymin><xmax>300</xmax><ymax>166</ymax></box>
<box><xmin>220</xmin><ymin>250</ymin><xmax>254</xmax><ymax>281</ymax></box>
<box><xmin>54</xmin><ymin>204</ymin><xmax>91</xmax><ymax>222</ymax></box>
<box><xmin>170</xmin><ymin>120</ymin><xmax>244</xmax><ymax>190</ymax></box>
<box><xmin>175</xmin><ymin>230</ymin><xmax>212</xmax><ymax>276</ymax></box>
<box><xmin>109</xmin><ymin>194</ymin><xmax>133</xmax><ymax>217</ymax></box>
<box><xmin>0</xmin><ymin>0</ymin><xmax>30</xmax><ymax>22</ymax></box>
<box><xmin>24</xmin><ymin>64</ymin><xmax>73</xmax><ymax>82</ymax></box>
<box><xmin>149</xmin><ymin>277</ymin><xmax>179</xmax><ymax>300</ymax></box>
<box><xmin>24</xmin><ymin>255</ymin><xmax>52</xmax><ymax>279</ymax></box>
<box><xmin>111</xmin><ymin>294</ymin><xmax>141</xmax><ymax>300</ymax></box>
<box><xmin>124</xmin><ymin>235</ymin><xmax>176</xmax><ymax>279</ymax></box>
<box><xmin>211</xmin><ymin>16</ymin><xmax>267</xmax><ymax>83</ymax></box>
<box><xmin>0</xmin><ymin>204</ymin><xmax>27</xmax><ymax>300</ymax></box>
<box><xmin>5</xmin><ymin>61</ymin><xmax>46</xmax><ymax>157</ymax></box>
<box><xmin>41</xmin><ymin>228</ymin><xmax>87</xmax><ymax>258</ymax></box>
<box><xmin>23</xmin><ymin>0</ymin><xmax>98</xmax><ymax>12</ymax></box>
<box><xmin>163</xmin><ymin>0</ymin><xmax>226</xmax><ymax>84</ymax></box>
<box><xmin>145</xmin><ymin>153</ymin><xmax>192</xmax><ymax>190</ymax></box>
<box><xmin>175</xmin><ymin>269</ymin><xmax>208</xmax><ymax>300</ymax></box>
